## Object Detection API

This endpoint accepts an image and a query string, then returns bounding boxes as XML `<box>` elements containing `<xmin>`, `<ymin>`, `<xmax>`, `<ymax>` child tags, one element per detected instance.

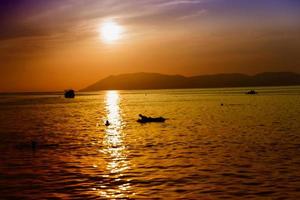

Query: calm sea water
<box><xmin>0</xmin><ymin>87</ymin><xmax>300</xmax><ymax>199</ymax></box>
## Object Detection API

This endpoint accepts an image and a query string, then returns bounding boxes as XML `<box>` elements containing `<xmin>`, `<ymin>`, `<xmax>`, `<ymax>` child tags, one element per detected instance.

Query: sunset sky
<box><xmin>0</xmin><ymin>0</ymin><xmax>300</xmax><ymax>92</ymax></box>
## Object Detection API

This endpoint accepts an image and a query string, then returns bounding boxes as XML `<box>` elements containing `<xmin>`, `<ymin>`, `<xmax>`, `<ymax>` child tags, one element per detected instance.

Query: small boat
<box><xmin>64</xmin><ymin>89</ymin><xmax>75</xmax><ymax>98</ymax></box>
<box><xmin>137</xmin><ymin>114</ymin><xmax>166</xmax><ymax>123</ymax></box>
<box><xmin>246</xmin><ymin>90</ymin><xmax>257</xmax><ymax>95</ymax></box>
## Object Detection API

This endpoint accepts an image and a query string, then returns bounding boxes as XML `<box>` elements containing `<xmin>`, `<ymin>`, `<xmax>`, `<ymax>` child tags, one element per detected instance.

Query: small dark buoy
<box><xmin>221</xmin><ymin>103</ymin><xmax>224</xmax><ymax>106</ymax></box>
<box><xmin>31</xmin><ymin>141</ymin><xmax>37</xmax><ymax>151</ymax></box>
<box><xmin>105</xmin><ymin>120</ymin><xmax>110</xmax><ymax>126</ymax></box>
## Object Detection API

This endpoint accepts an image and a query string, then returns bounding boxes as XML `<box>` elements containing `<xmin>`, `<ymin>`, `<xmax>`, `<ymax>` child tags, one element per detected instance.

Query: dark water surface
<box><xmin>0</xmin><ymin>87</ymin><xmax>300</xmax><ymax>199</ymax></box>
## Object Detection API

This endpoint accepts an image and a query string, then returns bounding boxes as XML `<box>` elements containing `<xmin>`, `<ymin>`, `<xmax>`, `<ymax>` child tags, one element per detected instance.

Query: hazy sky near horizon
<box><xmin>0</xmin><ymin>0</ymin><xmax>300</xmax><ymax>91</ymax></box>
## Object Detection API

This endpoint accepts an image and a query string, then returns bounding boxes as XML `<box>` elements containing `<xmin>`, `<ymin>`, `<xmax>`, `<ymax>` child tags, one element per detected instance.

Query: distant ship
<box><xmin>246</xmin><ymin>90</ymin><xmax>258</xmax><ymax>95</ymax></box>
<box><xmin>64</xmin><ymin>89</ymin><xmax>75</xmax><ymax>98</ymax></box>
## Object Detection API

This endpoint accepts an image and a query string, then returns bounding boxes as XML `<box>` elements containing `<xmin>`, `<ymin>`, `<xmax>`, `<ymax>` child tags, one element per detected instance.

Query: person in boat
<box><xmin>139</xmin><ymin>114</ymin><xmax>148</xmax><ymax>120</ymax></box>
<box><xmin>105</xmin><ymin>120</ymin><xmax>110</xmax><ymax>126</ymax></box>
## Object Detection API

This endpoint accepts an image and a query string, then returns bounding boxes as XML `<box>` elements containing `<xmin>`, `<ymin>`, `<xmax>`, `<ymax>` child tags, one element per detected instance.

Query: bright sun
<box><xmin>99</xmin><ymin>20</ymin><xmax>124</xmax><ymax>43</ymax></box>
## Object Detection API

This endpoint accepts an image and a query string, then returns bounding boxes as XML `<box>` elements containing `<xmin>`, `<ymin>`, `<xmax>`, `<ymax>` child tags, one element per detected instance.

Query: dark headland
<box><xmin>81</xmin><ymin>72</ymin><xmax>300</xmax><ymax>91</ymax></box>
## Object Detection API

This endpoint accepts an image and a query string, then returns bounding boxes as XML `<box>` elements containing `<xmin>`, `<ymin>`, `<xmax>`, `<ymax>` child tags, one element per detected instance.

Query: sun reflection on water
<box><xmin>101</xmin><ymin>90</ymin><xmax>131</xmax><ymax>198</ymax></box>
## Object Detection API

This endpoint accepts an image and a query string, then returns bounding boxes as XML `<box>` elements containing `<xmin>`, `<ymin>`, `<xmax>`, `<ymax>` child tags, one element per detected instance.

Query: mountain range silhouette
<box><xmin>82</xmin><ymin>72</ymin><xmax>300</xmax><ymax>91</ymax></box>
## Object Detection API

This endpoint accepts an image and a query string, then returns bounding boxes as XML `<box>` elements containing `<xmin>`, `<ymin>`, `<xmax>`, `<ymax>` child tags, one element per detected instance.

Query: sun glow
<box><xmin>99</xmin><ymin>20</ymin><xmax>124</xmax><ymax>43</ymax></box>
<box><xmin>102</xmin><ymin>91</ymin><xmax>131</xmax><ymax>198</ymax></box>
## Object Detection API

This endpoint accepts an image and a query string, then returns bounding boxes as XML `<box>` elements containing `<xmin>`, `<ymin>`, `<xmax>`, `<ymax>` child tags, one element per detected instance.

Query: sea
<box><xmin>0</xmin><ymin>86</ymin><xmax>300</xmax><ymax>199</ymax></box>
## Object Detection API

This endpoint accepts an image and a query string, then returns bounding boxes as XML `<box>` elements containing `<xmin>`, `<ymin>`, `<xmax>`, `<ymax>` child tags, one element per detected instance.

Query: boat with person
<box><xmin>137</xmin><ymin>114</ymin><xmax>166</xmax><ymax>123</ymax></box>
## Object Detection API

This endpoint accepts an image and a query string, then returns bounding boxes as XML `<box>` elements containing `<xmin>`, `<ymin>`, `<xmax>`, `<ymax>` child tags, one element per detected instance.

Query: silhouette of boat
<box><xmin>246</xmin><ymin>90</ymin><xmax>257</xmax><ymax>95</ymax></box>
<box><xmin>137</xmin><ymin>114</ymin><xmax>166</xmax><ymax>123</ymax></box>
<box><xmin>64</xmin><ymin>89</ymin><xmax>75</xmax><ymax>98</ymax></box>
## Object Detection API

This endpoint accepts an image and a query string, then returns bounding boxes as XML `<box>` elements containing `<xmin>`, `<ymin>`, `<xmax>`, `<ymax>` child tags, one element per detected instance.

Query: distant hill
<box><xmin>81</xmin><ymin>72</ymin><xmax>300</xmax><ymax>91</ymax></box>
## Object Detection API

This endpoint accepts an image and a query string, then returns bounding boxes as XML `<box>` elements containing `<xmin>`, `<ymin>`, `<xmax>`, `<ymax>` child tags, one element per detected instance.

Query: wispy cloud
<box><xmin>0</xmin><ymin>0</ymin><xmax>213</xmax><ymax>41</ymax></box>
<box><xmin>0</xmin><ymin>0</ymin><xmax>299</xmax><ymax>43</ymax></box>
<box><xmin>158</xmin><ymin>0</ymin><xmax>205</xmax><ymax>7</ymax></box>
<box><xmin>178</xmin><ymin>9</ymin><xmax>207</xmax><ymax>20</ymax></box>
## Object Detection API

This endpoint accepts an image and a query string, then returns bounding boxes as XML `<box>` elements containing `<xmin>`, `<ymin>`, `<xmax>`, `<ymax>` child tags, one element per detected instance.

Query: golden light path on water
<box><xmin>101</xmin><ymin>91</ymin><xmax>131</xmax><ymax>198</ymax></box>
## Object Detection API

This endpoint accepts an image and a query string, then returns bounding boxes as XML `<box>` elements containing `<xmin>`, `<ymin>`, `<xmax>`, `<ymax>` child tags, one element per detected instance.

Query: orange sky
<box><xmin>0</xmin><ymin>0</ymin><xmax>300</xmax><ymax>92</ymax></box>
